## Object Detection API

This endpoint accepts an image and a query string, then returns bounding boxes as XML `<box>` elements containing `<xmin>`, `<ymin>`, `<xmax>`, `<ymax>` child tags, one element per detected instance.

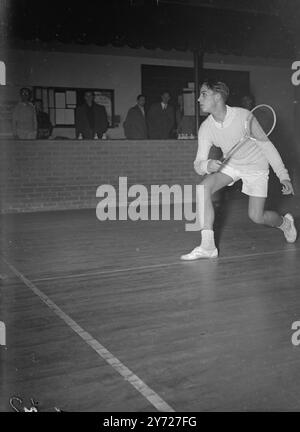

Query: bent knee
<box><xmin>248</xmin><ymin>211</ymin><xmax>264</xmax><ymax>224</ymax></box>
<box><xmin>199</xmin><ymin>176</ymin><xmax>217</xmax><ymax>194</ymax></box>
<box><xmin>198</xmin><ymin>183</ymin><xmax>213</xmax><ymax>198</ymax></box>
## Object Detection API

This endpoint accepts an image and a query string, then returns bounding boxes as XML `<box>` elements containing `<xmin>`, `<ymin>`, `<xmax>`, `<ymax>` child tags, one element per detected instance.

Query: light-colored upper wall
<box><xmin>0</xmin><ymin>43</ymin><xmax>297</xmax><ymax>142</ymax></box>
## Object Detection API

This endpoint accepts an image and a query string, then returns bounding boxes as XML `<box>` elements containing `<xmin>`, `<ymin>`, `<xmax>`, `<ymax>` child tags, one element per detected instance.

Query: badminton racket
<box><xmin>220</xmin><ymin>104</ymin><xmax>276</xmax><ymax>166</ymax></box>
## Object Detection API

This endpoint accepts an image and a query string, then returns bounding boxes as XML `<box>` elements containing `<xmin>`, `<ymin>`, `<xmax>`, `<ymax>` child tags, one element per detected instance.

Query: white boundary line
<box><xmin>29</xmin><ymin>247</ymin><xmax>300</xmax><ymax>283</ymax></box>
<box><xmin>1</xmin><ymin>256</ymin><xmax>175</xmax><ymax>413</ymax></box>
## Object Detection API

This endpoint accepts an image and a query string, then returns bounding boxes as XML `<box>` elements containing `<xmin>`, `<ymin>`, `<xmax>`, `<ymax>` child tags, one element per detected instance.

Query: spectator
<box><xmin>147</xmin><ymin>91</ymin><xmax>175</xmax><ymax>139</ymax></box>
<box><xmin>34</xmin><ymin>99</ymin><xmax>53</xmax><ymax>139</ymax></box>
<box><xmin>75</xmin><ymin>91</ymin><xmax>108</xmax><ymax>139</ymax></box>
<box><xmin>240</xmin><ymin>94</ymin><xmax>255</xmax><ymax>110</ymax></box>
<box><xmin>123</xmin><ymin>94</ymin><xmax>147</xmax><ymax>139</ymax></box>
<box><xmin>12</xmin><ymin>87</ymin><xmax>37</xmax><ymax>139</ymax></box>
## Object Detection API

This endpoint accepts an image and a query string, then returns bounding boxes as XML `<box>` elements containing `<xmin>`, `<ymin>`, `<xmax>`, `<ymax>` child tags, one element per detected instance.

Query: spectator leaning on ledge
<box><xmin>12</xmin><ymin>87</ymin><xmax>37</xmax><ymax>139</ymax></box>
<box><xmin>123</xmin><ymin>94</ymin><xmax>147</xmax><ymax>139</ymax></box>
<box><xmin>75</xmin><ymin>90</ymin><xmax>108</xmax><ymax>139</ymax></box>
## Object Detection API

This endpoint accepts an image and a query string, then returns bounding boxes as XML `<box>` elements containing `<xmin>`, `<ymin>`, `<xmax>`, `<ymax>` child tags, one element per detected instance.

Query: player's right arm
<box><xmin>193</xmin><ymin>121</ymin><xmax>220</xmax><ymax>175</ymax></box>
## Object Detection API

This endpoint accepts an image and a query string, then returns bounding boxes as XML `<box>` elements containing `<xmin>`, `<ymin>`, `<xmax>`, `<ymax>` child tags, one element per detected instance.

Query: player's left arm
<box><xmin>256</xmin><ymin>139</ymin><xmax>295</xmax><ymax>195</ymax></box>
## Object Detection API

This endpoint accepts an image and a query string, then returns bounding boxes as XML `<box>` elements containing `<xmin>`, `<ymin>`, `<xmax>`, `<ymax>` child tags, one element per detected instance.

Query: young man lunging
<box><xmin>181</xmin><ymin>80</ymin><xmax>297</xmax><ymax>260</ymax></box>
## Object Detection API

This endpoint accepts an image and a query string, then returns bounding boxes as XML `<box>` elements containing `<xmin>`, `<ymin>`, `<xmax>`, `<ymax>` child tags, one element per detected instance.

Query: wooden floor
<box><xmin>1</xmin><ymin>196</ymin><xmax>300</xmax><ymax>412</ymax></box>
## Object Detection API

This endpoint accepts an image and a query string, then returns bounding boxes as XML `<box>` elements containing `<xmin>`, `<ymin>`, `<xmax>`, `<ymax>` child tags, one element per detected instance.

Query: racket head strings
<box><xmin>220</xmin><ymin>104</ymin><xmax>276</xmax><ymax>165</ymax></box>
<box><xmin>248</xmin><ymin>104</ymin><xmax>276</xmax><ymax>141</ymax></box>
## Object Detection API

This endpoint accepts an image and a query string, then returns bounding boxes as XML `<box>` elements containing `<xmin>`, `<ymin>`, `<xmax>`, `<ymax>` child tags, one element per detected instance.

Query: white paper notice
<box><xmin>64</xmin><ymin>109</ymin><xmax>75</xmax><ymax>125</ymax></box>
<box><xmin>56</xmin><ymin>109</ymin><xmax>65</xmax><ymax>124</ymax></box>
<box><xmin>55</xmin><ymin>92</ymin><xmax>65</xmax><ymax>108</ymax></box>
<box><xmin>183</xmin><ymin>91</ymin><xmax>195</xmax><ymax>116</ymax></box>
<box><xmin>66</xmin><ymin>90</ymin><xmax>76</xmax><ymax>105</ymax></box>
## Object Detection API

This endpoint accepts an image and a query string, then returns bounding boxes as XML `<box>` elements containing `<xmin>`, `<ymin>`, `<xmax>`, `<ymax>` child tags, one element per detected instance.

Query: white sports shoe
<box><xmin>181</xmin><ymin>246</ymin><xmax>218</xmax><ymax>261</ymax></box>
<box><xmin>282</xmin><ymin>213</ymin><xmax>297</xmax><ymax>243</ymax></box>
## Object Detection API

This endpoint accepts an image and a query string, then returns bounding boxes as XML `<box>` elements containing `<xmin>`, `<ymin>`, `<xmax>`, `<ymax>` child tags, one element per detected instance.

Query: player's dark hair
<box><xmin>202</xmin><ymin>80</ymin><xmax>230</xmax><ymax>102</ymax></box>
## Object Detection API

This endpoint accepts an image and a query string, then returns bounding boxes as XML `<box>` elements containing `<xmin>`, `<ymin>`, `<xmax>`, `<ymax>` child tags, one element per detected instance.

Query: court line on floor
<box><xmin>30</xmin><ymin>246</ymin><xmax>300</xmax><ymax>283</ymax></box>
<box><xmin>1</xmin><ymin>256</ymin><xmax>175</xmax><ymax>413</ymax></box>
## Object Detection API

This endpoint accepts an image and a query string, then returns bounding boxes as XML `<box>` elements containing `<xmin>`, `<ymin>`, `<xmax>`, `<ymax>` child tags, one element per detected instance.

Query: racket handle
<box><xmin>220</xmin><ymin>156</ymin><xmax>228</xmax><ymax>165</ymax></box>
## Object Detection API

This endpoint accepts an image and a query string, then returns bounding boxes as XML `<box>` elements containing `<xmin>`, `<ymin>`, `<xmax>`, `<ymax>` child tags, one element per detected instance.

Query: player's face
<box><xmin>198</xmin><ymin>85</ymin><xmax>217</xmax><ymax>113</ymax></box>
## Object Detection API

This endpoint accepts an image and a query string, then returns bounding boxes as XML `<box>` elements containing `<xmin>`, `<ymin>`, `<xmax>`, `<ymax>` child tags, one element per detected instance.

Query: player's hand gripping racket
<box><xmin>220</xmin><ymin>104</ymin><xmax>276</xmax><ymax>166</ymax></box>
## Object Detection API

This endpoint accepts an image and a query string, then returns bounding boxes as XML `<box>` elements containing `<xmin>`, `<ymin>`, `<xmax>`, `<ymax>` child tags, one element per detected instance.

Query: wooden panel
<box><xmin>1</xmin><ymin>198</ymin><xmax>300</xmax><ymax>411</ymax></box>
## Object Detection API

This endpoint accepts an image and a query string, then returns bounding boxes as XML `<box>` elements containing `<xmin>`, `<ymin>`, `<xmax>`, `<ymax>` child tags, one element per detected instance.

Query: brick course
<box><xmin>0</xmin><ymin>139</ymin><xmax>200</xmax><ymax>213</ymax></box>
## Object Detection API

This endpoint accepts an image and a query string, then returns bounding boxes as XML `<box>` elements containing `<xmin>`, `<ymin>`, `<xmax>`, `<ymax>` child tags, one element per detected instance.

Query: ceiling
<box><xmin>5</xmin><ymin>0</ymin><xmax>300</xmax><ymax>59</ymax></box>
<box><xmin>157</xmin><ymin>0</ymin><xmax>293</xmax><ymax>16</ymax></box>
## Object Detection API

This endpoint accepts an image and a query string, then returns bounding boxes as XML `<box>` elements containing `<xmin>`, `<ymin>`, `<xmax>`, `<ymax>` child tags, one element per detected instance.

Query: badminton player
<box><xmin>181</xmin><ymin>80</ymin><xmax>297</xmax><ymax>260</ymax></box>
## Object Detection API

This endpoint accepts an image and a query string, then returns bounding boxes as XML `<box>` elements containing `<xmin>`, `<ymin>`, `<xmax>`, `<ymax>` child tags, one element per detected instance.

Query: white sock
<box><xmin>278</xmin><ymin>216</ymin><xmax>290</xmax><ymax>232</ymax></box>
<box><xmin>200</xmin><ymin>229</ymin><xmax>216</xmax><ymax>250</ymax></box>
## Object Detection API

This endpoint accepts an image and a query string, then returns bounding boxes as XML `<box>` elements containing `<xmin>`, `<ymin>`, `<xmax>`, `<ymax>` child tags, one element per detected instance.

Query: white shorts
<box><xmin>220</xmin><ymin>165</ymin><xmax>269</xmax><ymax>198</ymax></box>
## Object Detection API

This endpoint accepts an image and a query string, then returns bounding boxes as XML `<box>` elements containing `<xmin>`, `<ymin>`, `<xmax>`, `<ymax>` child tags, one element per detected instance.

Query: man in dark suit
<box><xmin>123</xmin><ymin>94</ymin><xmax>147</xmax><ymax>139</ymax></box>
<box><xmin>147</xmin><ymin>91</ymin><xmax>175</xmax><ymax>139</ymax></box>
<box><xmin>75</xmin><ymin>91</ymin><xmax>108</xmax><ymax>139</ymax></box>
<box><xmin>34</xmin><ymin>99</ymin><xmax>53</xmax><ymax>139</ymax></box>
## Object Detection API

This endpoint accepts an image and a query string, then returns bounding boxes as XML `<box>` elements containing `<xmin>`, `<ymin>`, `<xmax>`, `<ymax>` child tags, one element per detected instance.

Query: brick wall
<box><xmin>0</xmin><ymin>139</ymin><xmax>202</xmax><ymax>213</ymax></box>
